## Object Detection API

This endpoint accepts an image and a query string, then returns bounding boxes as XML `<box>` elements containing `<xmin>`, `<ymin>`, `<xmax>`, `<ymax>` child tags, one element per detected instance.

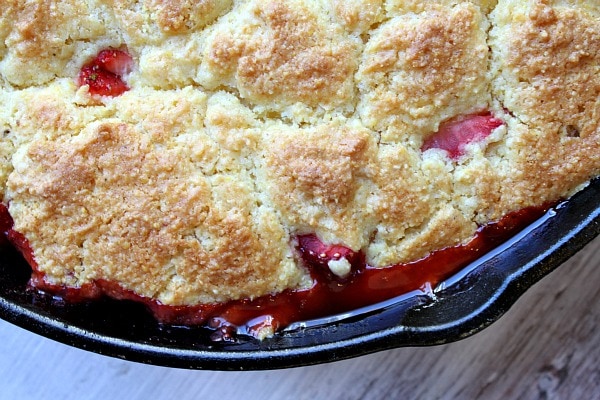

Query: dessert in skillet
<box><xmin>0</xmin><ymin>0</ymin><xmax>598</xmax><ymax>339</ymax></box>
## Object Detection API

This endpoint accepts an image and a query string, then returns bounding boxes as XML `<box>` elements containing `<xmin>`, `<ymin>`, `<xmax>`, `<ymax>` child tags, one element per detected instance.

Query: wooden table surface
<box><xmin>1</xmin><ymin>235</ymin><xmax>598</xmax><ymax>400</ymax></box>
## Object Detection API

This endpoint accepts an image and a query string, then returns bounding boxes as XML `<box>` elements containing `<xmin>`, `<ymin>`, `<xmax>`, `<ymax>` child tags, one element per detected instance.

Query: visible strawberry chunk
<box><xmin>78</xmin><ymin>65</ymin><xmax>130</xmax><ymax>97</ymax></box>
<box><xmin>422</xmin><ymin>113</ymin><xmax>504</xmax><ymax>159</ymax></box>
<box><xmin>297</xmin><ymin>234</ymin><xmax>360</xmax><ymax>278</ymax></box>
<box><xmin>94</xmin><ymin>49</ymin><xmax>133</xmax><ymax>76</ymax></box>
<box><xmin>77</xmin><ymin>49</ymin><xmax>133</xmax><ymax>97</ymax></box>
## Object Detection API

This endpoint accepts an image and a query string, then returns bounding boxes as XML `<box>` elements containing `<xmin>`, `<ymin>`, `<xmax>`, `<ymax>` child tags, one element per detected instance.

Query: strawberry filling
<box><xmin>422</xmin><ymin>112</ymin><xmax>504</xmax><ymax>159</ymax></box>
<box><xmin>77</xmin><ymin>49</ymin><xmax>133</xmax><ymax>97</ymax></box>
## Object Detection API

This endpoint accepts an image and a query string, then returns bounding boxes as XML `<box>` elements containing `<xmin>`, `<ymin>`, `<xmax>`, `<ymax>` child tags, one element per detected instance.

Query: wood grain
<box><xmin>0</xmin><ymin>236</ymin><xmax>598</xmax><ymax>400</ymax></box>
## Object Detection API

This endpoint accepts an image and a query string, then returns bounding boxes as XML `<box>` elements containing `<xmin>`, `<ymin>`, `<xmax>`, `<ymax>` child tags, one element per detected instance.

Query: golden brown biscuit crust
<box><xmin>0</xmin><ymin>0</ymin><xmax>598</xmax><ymax>306</ymax></box>
<box><xmin>200</xmin><ymin>0</ymin><xmax>358</xmax><ymax>111</ymax></box>
<box><xmin>357</xmin><ymin>3</ymin><xmax>491</xmax><ymax>141</ymax></box>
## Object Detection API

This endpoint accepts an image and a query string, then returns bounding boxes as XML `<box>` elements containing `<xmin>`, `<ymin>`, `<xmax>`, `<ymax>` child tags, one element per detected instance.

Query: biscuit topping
<box><xmin>77</xmin><ymin>49</ymin><xmax>133</xmax><ymax>97</ymax></box>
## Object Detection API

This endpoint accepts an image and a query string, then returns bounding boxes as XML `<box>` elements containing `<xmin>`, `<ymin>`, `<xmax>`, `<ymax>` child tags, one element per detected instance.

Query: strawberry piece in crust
<box><xmin>77</xmin><ymin>49</ymin><xmax>133</xmax><ymax>97</ymax></box>
<box><xmin>422</xmin><ymin>113</ymin><xmax>504</xmax><ymax>160</ymax></box>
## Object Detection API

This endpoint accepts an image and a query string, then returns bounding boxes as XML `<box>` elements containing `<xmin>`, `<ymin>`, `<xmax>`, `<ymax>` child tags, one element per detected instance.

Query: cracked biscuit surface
<box><xmin>0</xmin><ymin>0</ymin><xmax>598</xmax><ymax>308</ymax></box>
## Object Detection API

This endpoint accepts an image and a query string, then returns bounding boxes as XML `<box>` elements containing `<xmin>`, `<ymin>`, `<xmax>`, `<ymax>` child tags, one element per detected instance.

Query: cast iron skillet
<box><xmin>0</xmin><ymin>178</ymin><xmax>599</xmax><ymax>371</ymax></box>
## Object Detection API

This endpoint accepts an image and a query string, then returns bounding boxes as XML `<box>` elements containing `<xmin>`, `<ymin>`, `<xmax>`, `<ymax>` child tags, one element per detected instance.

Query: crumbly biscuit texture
<box><xmin>357</xmin><ymin>2</ymin><xmax>491</xmax><ymax>139</ymax></box>
<box><xmin>0</xmin><ymin>0</ymin><xmax>598</xmax><ymax>306</ymax></box>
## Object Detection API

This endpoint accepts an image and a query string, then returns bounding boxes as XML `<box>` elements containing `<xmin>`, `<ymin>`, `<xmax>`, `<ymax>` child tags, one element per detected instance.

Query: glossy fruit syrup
<box><xmin>0</xmin><ymin>202</ymin><xmax>551</xmax><ymax>340</ymax></box>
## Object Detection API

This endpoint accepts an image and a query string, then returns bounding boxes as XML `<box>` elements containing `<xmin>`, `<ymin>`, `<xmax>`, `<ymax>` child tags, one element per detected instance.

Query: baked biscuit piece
<box><xmin>6</xmin><ymin>89</ymin><xmax>306</xmax><ymax>305</ymax></box>
<box><xmin>264</xmin><ymin>119</ymin><xmax>378</xmax><ymax>250</ymax></box>
<box><xmin>367</xmin><ymin>141</ymin><xmax>478</xmax><ymax>267</ymax></box>
<box><xmin>0</xmin><ymin>0</ymin><xmax>598</xmax><ymax>333</ymax></box>
<box><xmin>198</xmin><ymin>0</ymin><xmax>359</xmax><ymax>116</ymax></box>
<box><xmin>0</xmin><ymin>1</ymin><xmax>107</xmax><ymax>86</ymax></box>
<box><xmin>484</xmin><ymin>0</ymin><xmax>600</xmax><ymax>219</ymax></box>
<box><xmin>357</xmin><ymin>2</ymin><xmax>492</xmax><ymax>142</ymax></box>
<box><xmin>0</xmin><ymin>81</ymin><xmax>114</xmax><ymax>199</ymax></box>
<box><xmin>108</xmin><ymin>0</ymin><xmax>234</xmax><ymax>88</ymax></box>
